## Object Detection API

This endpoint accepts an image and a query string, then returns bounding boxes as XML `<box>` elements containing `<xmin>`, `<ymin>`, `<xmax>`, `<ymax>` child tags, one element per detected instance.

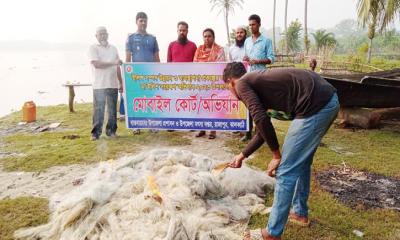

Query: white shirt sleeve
<box><xmin>228</xmin><ymin>47</ymin><xmax>233</xmax><ymax>62</ymax></box>
<box><xmin>112</xmin><ymin>45</ymin><xmax>120</xmax><ymax>60</ymax></box>
<box><xmin>244</xmin><ymin>38</ymin><xmax>249</xmax><ymax>57</ymax></box>
<box><xmin>88</xmin><ymin>45</ymin><xmax>99</xmax><ymax>62</ymax></box>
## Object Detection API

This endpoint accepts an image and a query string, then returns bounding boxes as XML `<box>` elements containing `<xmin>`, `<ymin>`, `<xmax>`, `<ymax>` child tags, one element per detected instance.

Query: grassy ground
<box><xmin>0</xmin><ymin>103</ymin><xmax>192</xmax><ymax>238</ymax></box>
<box><xmin>291</xmin><ymin>55</ymin><xmax>399</xmax><ymax>72</ymax></box>
<box><xmin>0</xmin><ymin>103</ymin><xmax>191</xmax><ymax>172</ymax></box>
<box><xmin>0</xmin><ymin>197</ymin><xmax>49</xmax><ymax>240</ymax></box>
<box><xmin>225</xmin><ymin>120</ymin><xmax>400</xmax><ymax>239</ymax></box>
<box><xmin>1</xmin><ymin>104</ymin><xmax>399</xmax><ymax>239</ymax></box>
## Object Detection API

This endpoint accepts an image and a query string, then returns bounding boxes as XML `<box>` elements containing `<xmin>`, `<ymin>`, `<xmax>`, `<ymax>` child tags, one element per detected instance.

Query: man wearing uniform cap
<box><xmin>123</xmin><ymin>12</ymin><xmax>160</xmax><ymax>134</ymax></box>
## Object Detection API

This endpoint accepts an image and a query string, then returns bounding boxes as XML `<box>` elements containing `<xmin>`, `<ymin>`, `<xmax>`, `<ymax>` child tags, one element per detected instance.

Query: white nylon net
<box><xmin>15</xmin><ymin>148</ymin><xmax>274</xmax><ymax>240</ymax></box>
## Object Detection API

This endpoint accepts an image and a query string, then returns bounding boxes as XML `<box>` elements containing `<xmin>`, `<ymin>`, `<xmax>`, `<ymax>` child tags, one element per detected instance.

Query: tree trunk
<box><xmin>338</xmin><ymin>108</ymin><xmax>381</xmax><ymax>129</ymax></box>
<box><xmin>225</xmin><ymin>10</ymin><xmax>230</xmax><ymax>46</ymax></box>
<box><xmin>367</xmin><ymin>16</ymin><xmax>376</xmax><ymax>64</ymax></box>
<box><xmin>285</xmin><ymin>0</ymin><xmax>289</xmax><ymax>55</ymax></box>
<box><xmin>367</xmin><ymin>37</ymin><xmax>373</xmax><ymax>63</ymax></box>
<box><xmin>304</xmin><ymin>0</ymin><xmax>309</xmax><ymax>55</ymax></box>
<box><xmin>273</xmin><ymin>0</ymin><xmax>276</xmax><ymax>53</ymax></box>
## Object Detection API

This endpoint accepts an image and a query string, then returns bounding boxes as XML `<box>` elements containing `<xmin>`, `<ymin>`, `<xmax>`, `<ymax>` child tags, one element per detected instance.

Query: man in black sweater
<box><xmin>223</xmin><ymin>62</ymin><xmax>339</xmax><ymax>240</ymax></box>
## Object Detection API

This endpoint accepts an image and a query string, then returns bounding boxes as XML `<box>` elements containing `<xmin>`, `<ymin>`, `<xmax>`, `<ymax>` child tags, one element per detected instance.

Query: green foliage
<box><xmin>335</xmin><ymin>28</ymin><xmax>400</xmax><ymax>58</ymax></box>
<box><xmin>311</xmin><ymin>29</ymin><xmax>337</xmax><ymax>53</ymax></box>
<box><xmin>332</xmin><ymin>54</ymin><xmax>400</xmax><ymax>70</ymax></box>
<box><xmin>358</xmin><ymin>42</ymin><xmax>369</xmax><ymax>55</ymax></box>
<box><xmin>356</xmin><ymin>0</ymin><xmax>400</xmax><ymax>62</ymax></box>
<box><xmin>372</xmin><ymin>29</ymin><xmax>400</xmax><ymax>56</ymax></box>
<box><xmin>336</xmin><ymin>34</ymin><xmax>368</xmax><ymax>54</ymax></box>
<box><xmin>0</xmin><ymin>197</ymin><xmax>49</xmax><ymax>240</ymax></box>
<box><xmin>286</xmin><ymin>19</ymin><xmax>302</xmax><ymax>53</ymax></box>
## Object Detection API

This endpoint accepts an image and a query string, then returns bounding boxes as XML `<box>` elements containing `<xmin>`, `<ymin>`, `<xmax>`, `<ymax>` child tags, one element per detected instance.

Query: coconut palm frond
<box><xmin>210</xmin><ymin>0</ymin><xmax>243</xmax><ymax>14</ymax></box>
<box><xmin>209</xmin><ymin>0</ymin><xmax>245</xmax><ymax>46</ymax></box>
<box><xmin>380</xmin><ymin>0</ymin><xmax>400</xmax><ymax>31</ymax></box>
<box><xmin>357</xmin><ymin>0</ymin><xmax>372</xmax><ymax>26</ymax></box>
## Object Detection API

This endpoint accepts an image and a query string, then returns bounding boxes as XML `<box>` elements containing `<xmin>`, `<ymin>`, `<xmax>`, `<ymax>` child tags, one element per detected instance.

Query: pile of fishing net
<box><xmin>15</xmin><ymin>149</ymin><xmax>274</xmax><ymax>240</ymax></box>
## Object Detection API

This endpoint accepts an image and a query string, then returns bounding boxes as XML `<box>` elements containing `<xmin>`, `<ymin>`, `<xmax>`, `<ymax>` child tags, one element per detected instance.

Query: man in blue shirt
<box><xmin>241</xmin><ymin>14</ymin><xmax>275</xmax><ymax>141</ymax></box>
<box><xmin>244</xmin><ymin>14</ymin><xmax>275</xmax><ymax>72</ymax></box>
<box><xmin>123</xmin><ymin>12</ymin><xmax>160</xmax><ymax>134</ymax></box>
<box><xmin>125</xmin><ymin>12</ymin><xmax>160</xmax><ymax>62</ymax></box>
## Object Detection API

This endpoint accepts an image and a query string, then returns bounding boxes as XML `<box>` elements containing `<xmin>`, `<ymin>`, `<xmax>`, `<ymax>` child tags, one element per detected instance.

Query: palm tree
<box><xmin>304</xmin><ymin>0</ymin><xmax>310</xmax><ymax>55</ymax></box>
<box><xmin>273</xmin><ymin>0</ymin><xmax>277</xmax><ymax>53</ymax></box>
<box><xmin>357</xmin><ymin>0</ymin><xmax>384</xmax><ymax>63</ymax></box>
<box><xmin>284</xmin><ymin>0</ymin><xmax>289</xmax><ymax>54</ymax></box>
<box><xmin>210</xmin><ymin>0</ymin><xmax>244</xmax><ymax>46</ymax></box>
<box><xmin>311</xmin><ymin>29</ymin><xmax>337</xmax><ymax>54</ymax></box>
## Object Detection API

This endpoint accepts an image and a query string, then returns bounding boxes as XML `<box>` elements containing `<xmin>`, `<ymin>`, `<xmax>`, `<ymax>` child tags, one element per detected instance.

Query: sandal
<box><xmin>132</xmin><ymin>129</ymin><xmax>141</xmax><ymax>135</ymax></box>
<box><xmin>208</xmin><ymin>134</ymin><xmax>216</xmax><ymax>139</ymax></box>
<box><xmin>195</xmin><ymin>131</ymin><xmax>206</xmax><ymax>137</ymax></box>
<box><xmin>288</xmin><ymin>212</ymin><xmax>310</xmax><ymax>227</ymax></box>
<box><xmin>243</xmin><ymin>229</ymin><xmax>262</xmax><ymax>240</ymax></box>
<box><xmin>243</xmin><ymin>229</ymin><xmax>281</xmax><ymax>240</ymax></box>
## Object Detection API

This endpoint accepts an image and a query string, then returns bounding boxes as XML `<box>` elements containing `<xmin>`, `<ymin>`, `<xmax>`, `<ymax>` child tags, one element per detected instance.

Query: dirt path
<box><xmin>0</xmin><ymin>132</ymin><xmax>236</xmax><ymax>199</ymax></box>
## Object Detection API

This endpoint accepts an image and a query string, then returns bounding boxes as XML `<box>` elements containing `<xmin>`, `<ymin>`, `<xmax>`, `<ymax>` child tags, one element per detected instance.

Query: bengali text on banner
<box><xmin>122</xmin><ymin>62</ymin><xmax>249</xmax><ymax>131</ymax></box>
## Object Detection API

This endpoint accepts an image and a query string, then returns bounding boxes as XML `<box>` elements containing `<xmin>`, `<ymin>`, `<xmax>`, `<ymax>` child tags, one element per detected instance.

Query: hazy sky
<box><xmin>2</xmin><ymin>0</ymin><xmax>398</xmax><ymax>56</ymax></box>
<box><xmin>0</xmin><ymin>0</ymin><xmax>359</xmax><ymax>41</ymax></box>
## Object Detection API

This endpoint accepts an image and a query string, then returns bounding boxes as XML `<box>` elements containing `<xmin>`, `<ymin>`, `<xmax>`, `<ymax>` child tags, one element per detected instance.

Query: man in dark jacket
<box><xmin>223</xmin><ymin>62</ymin><xmax>339</xmax><ymax>240</ymax></box>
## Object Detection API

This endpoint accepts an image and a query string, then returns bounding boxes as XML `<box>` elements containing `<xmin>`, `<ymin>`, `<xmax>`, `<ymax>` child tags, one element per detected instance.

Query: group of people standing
<box><xmin>89</xmin><ymin>11</ymin><xmax>274</xmax><ymax>141</ymax></box>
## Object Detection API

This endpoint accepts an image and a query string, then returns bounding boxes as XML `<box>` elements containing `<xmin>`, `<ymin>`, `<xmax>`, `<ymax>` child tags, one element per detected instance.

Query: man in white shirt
<box><xmin>89</xmin><ymin>26</ymin><xmax>123</xmax><ymax>140</ymax></box>
<box><xmin>228</xmin><ymin>26</ymin><xmax>247</xmax><ymax>61</ymax></box>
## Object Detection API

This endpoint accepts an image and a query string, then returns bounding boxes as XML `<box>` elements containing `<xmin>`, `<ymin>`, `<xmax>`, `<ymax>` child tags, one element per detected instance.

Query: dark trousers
<box><xmin>119</xmin><ymin>94</ymin><xmax>125</xmax><ymax>115</ymax></box>
<box><xmin>91</xmin><ymin>88</ymin><xmax>118</xmax><ymax>137</ymax></box>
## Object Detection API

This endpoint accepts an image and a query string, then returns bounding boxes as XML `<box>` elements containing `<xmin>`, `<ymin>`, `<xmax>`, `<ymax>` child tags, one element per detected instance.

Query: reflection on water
<box><xmin>0</xmin><ymin>50</ymin><xmax>93</xmax><ymax>117</ymax></box>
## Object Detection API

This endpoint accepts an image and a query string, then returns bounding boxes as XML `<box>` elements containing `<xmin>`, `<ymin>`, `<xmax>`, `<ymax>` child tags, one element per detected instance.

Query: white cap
<box><xmin>236</xmin><ymin>25</ymin><xmax>247</xmax><ymax>31</ymax></box>
<box><xmin>96</xmin><ymin>26</ymin><xmax>107</xmax><ymax>33</ymax></box>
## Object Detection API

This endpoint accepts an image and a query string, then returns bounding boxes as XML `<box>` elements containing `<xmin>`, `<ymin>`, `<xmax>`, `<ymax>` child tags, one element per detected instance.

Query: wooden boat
<box><xmin>321</xmin><ymin>68</ymin><xmax>400</xmax><ymax>108</ymax></box>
